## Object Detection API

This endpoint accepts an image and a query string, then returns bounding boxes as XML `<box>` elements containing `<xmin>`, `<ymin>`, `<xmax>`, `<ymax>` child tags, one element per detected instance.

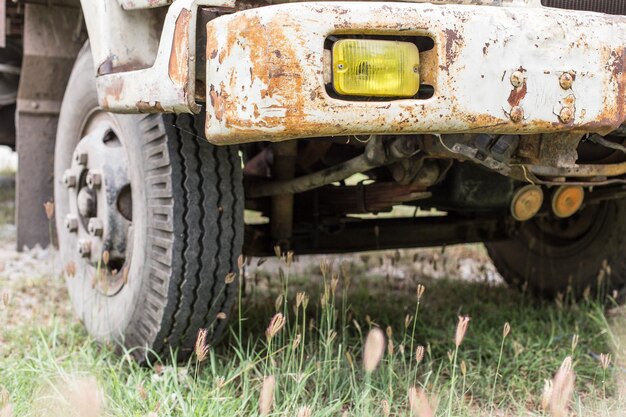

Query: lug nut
<box><xmin>74</xmin><ymin>151</ymin><xmax>88</xmax><ymax>166</ymax></box>
<box><xmin>63</xmin><ymin>170</ymin><xmax>77</xmax><ymax>188</ymax></box>
<box><xmin>552</xmin><ymin>185</ymin><xmax>584</xmax><ymax>218</ymax></box>
<box><xmin>559</xmin><ymin>107</ymin><xmax>574</xmax><ymax>124</ymax></box>
<box><xmin>65</xmin><ymin>215</ymin><xmax>78</xmax><ymax>232</ymax></box>
<box><xmin>510</xmin><ymin>70</ymin><xmax>525</xmax><ymax>88</ymax></box>
<box><xmin>87</xmin><ymin>218</ymin><xmax>104</xmax><ymax>236</ymax></box>
<box><xmin>78</xmin><ymin>239</ymin><xmax>91</xmax><ymax>257</ymax></box>
<box><xmin>509</xmin><ymin>106</ymin><xmax>524</xmax><ymax>123</ymax></box>
<box><xmin>510</xmin><ymin>185</ymin><xmax>544</xmax><ymax>221</ymax></box>
<box><xmin>86</xmin><ymin>170</ymin><xmax>102</xmax><ymax>189</ymax></box>
<box><xmin>559</xmin><ymin>72</ymin><xmax>574</xmax><ymax>90</ymax></box>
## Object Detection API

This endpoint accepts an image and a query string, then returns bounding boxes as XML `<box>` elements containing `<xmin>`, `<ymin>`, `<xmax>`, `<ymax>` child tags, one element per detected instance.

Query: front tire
<box><xmin>486</xmin><ymin>199</ymin><xmax>626</xmax><ymax>297</ymax></box>
<box><xmin>54</xmin><ymin>44</ymin><xmax>244</xmax><ymax>360</ymax></box>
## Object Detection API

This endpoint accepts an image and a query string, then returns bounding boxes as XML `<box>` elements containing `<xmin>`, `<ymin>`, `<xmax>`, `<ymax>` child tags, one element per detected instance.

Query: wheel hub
<box><xmin>62</xmin><ymin>122</ymin><xmax>132</xmax><ymax>295</ymax></box>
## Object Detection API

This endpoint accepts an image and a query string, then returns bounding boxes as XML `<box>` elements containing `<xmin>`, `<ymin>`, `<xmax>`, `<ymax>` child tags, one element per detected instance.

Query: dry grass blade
<box><xmin>363</xmin><ymin>327</ymin><xmax>385</xmax><ymax>373</ymax></box>
<box><xmin>259</xmin><ymin>375</ymin><xmax>276</xmax><ymax>416</ymax></box>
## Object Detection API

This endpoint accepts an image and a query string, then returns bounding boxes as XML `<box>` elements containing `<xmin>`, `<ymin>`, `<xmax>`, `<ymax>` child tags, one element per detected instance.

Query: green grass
<box><xmin>1</xmin><ymin>250</ymin><xmax>625</xmax><ymax>416</ymax></box>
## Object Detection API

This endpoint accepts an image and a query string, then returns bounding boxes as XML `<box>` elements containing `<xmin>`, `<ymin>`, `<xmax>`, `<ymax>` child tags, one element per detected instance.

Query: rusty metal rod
<box><xmin>248</xmin><ymin>136</ymin><xmax>420</xmax><ymax>199</ymax></box>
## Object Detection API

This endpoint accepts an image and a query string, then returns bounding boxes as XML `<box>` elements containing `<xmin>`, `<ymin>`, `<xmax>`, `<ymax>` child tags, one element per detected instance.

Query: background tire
<box><xmin>54</xmin><ymin>44</ymin><xmax>244</xmax><ymax>361</ymax></box>
<box><xmin>486</xmin><ymin>200</ymin><xmax>626</xmax><ymax>297</ymax></box>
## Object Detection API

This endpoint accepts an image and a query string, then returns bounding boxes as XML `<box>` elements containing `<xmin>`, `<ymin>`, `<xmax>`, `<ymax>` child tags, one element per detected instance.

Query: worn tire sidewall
<box><xmin>55</xmin><ymin>44</ymin><xmax>151</xmax><ymax>343</ymax></box>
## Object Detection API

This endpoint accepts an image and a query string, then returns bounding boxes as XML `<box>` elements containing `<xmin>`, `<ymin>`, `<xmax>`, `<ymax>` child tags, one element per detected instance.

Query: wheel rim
<box><xmin>59</xmin><ymin>110</ymin><xmax>132</xmax><ymax>296</ymax></box>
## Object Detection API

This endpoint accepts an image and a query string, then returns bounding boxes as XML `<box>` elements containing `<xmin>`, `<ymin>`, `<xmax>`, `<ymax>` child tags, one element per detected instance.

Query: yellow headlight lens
<box><xmin>332</xmin><ymin>39</ymin><xmax>420</xmax><ymax>98</ymax></box>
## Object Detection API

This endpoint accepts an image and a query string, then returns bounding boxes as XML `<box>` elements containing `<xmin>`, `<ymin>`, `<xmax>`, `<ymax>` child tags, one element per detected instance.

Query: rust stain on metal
<box><xmin>168</xmin><ymin>8</ymin><xmax>191</xmax><ymax>86</ymax></box>
<box><xmin>136</xmin><ymin>100</ymin><xmax>165</xmax><ymax>112</ymax></box>
<box><xmin>102</xmin><ymin>78</ymin><xmax>125</xmax><ymax>109</ymax></box>
<box><xmin>443</xmin><ymin>29</ymin><xmax>462</xmax><ymax>68</ymax></box>
<box><xmin>507</xmin><ymin>83</ymin><xmax>527</xmax><ymax>107</ymax></box>
<box><xmin>209</xmin><ymin>84</ymin><xmax>227</xmax><ymax>121</ymax></box>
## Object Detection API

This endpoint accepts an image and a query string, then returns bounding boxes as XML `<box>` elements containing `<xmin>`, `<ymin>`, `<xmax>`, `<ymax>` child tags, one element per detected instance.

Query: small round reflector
<box><xmin>510</xmin><ymin>185</ymin><xmax>543</xmax><ymax>221</ymax></box>
<box><xmin>551</xmin><ymin>185</ymin><xmax>584</xmax><ymax>218</ymax></box>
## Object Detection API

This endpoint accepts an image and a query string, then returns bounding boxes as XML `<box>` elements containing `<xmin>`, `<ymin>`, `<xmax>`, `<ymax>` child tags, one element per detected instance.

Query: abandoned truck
<box><xmin>2</xmin><ymin>0</ymin><xmax>626</xmax><ymax>358</ymax></box>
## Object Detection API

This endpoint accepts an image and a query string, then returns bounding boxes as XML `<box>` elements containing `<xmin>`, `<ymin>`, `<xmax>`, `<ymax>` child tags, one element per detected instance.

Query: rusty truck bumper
<box><xmin>204</xmin><ymin>2</ymin><xmax>626</xmax><ymax>145</ymax></box>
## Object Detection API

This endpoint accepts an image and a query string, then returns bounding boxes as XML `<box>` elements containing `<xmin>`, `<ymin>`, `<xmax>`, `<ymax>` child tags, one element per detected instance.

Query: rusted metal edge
<box><xmin>204</xmin><ymin>2</ymin><xmax>626</xmax><ymax>144</ymax></box>
<box><xmin>98</xmin><ymin>0</ymin><xmax>234</xmax><ymax>114</ymax></box>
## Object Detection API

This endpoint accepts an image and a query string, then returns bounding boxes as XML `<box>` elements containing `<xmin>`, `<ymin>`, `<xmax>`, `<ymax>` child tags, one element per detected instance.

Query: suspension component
<box><xmin>510</xmin><ymin>185</ymin><xmax>543</xmax><ymax>221</ymax></box>
<box><xmin>551</xmin><ymin>185</ymin><xmax>584</xmax><ymax>218</ymax></box>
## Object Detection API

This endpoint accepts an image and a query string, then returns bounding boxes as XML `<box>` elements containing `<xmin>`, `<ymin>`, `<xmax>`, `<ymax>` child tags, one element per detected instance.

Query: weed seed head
<box><xmin>225</xmin><ymin>272</ymin><xmax>236</xmax><ymax>284</ymax></box>
<box><xmin>455</xmin><ymin>316</ymin><xmax>470</xmax><ymax>347</ymax></box>
<box><xmin>408</xmin><ymin>386</ymin><xmax>435</xmax><ymax>417</ymax></box>
<box><xmin>292</xmin><ymin>333</ymin><xmax>301</xmax><ymax>349</ymax></box>
<box><xmin>259</xmin><ymin>375</ymin><xmax>275</xmax><ymax>416</ymax></box>
<box><xmin>275</xmin><ymin>294</ymin><xmax>284</xmax><ymax>312</ymax></box>
<box><xmin>600</xmin><ymin>353</ymin><xmax>612</xmax><ymax>370</ymax></box>
<box><xmin>416</xmin><ymin>284</ymin><xmax>425</xmax><ymax>301</ymax></box>
<box><xmin>381</xmin><ymin>400</ymin><xmax>390</xmax><ymax>417</ymax></box>
<box><xmin>549</xmin><ymin>356</ymin><xmax>575</xmax><ymax>417</ymax></box>
<box><xmin>43</xmin><ymin>201</ymin><xmax>54</xmax><ymax>220</ymax></box>
<box><xmin>195</xmin><ymin>328</ymin><xmax>210</xmax><ymax>362</ymax></box>
<box><xmin>296</xmin><ymin>406</ymin><xmax>312</xmax><ymax>417</ymax></box>
<box><xmin>503</xmin><ymin>322</ymin><xmax>511</xmax><ymax>338</ymax></box>
<box><xmin>363</xmin><ymin>327</ymin><xmax>385</xmax><ymax>373</ymax></box>
<box><xmin>266</xmin><ymin>313</ymin><xmax>286</xmax><ymax>341</ymax></box>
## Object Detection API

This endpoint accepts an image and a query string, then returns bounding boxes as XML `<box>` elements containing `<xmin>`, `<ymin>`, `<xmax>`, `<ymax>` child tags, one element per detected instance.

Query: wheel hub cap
<box><xmin>62</xmin><ymin>122</ymin><xmax>132</xmax><ymax>294</ymax></box>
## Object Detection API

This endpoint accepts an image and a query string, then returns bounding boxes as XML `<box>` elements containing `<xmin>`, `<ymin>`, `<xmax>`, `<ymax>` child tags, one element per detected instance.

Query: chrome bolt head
<box><xmin>87</xmin><ymin>218</ymin><xmax>104</xmax><ymax>237</ymax></box>
<box><xmin>64</xmin><ymin>215</ymin><xmax>78</xmax><ymax>232</ymax></box>
<box><xmin>86</xmin><ymin>170</ymin><xmax>102</xmax><ymax>189</ymax></box>
<box><xmin>63</xmin><ymin>170</ymin><xmax>77</xmax><ymax>188</ymax></box>
<box><xmin>74</xmin><ymin>151</ymin><xmax>88</xmax><ymax>166</ymax></box>
<box><xmin>78</xmin><ymin>239</ymin><xmax>91</xmax><ymax>257</ymax></box>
